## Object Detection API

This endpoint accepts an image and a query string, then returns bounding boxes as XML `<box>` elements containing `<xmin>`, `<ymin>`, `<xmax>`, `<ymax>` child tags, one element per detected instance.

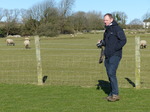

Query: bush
<box><xmin>0</xmin><ymin>28</ymin><xmax>6</xmax><ymax>38</ymax></box>
<box><xmin>37</xmin><ymin>23</ymin><xmax>59</xmax><ymax>37</ymax></box>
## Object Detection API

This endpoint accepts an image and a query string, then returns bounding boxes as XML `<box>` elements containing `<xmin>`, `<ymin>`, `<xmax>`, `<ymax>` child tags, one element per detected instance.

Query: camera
<box><xmin>96</xmin><ymin>40</ymin><xmax>104</xmax><ymax>48</ymax></box>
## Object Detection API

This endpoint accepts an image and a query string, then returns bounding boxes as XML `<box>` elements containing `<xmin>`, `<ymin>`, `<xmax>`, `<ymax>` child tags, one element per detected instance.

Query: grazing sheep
<box><xmin>24</xmin><ymin>38</ymin><xmax>30</xmax><ymax>49</ymax></box>
<box><xmin>6</xmin><ymin>39</ymin><xmax>15</xmax><ymax>46</ymax></box>
<box><xmin>140</xmin><ymin>40</ymin><xmax>147</xmax><ymax>49</ymax></box>
<box><xmin>24</xmin><ymin>37</ymin><xmax>30</xmax><ymax>40</ymax></box>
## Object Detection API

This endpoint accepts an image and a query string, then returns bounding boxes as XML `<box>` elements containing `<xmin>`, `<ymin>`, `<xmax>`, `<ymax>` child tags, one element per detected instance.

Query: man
<box><xmin>97</xmin><ymin>13</ymin><xmax>127</xmax><ymax>102</ymax></box>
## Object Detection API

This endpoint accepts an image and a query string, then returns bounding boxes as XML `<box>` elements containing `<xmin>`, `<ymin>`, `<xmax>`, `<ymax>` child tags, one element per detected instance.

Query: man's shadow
<box><xmin>96</xmin><ymin>80</ymin><xmax>111</xmax><ymax>95</ymax></box>
<box><xmin>125</xmin><ymin>77</ymin><xmax>135</xmax><ymax>87</ymax></box>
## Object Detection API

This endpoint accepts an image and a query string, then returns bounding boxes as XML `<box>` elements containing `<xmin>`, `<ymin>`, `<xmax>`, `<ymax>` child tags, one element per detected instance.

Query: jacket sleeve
<box><xmin>115</xmin><ymin>30</ymin><xmax>127</xmax><ymax>51</ymax></box>
<box><xmin>102</xmin><ymin>32</ymin><xmax>106</xmax><ymax>46</ymax></box>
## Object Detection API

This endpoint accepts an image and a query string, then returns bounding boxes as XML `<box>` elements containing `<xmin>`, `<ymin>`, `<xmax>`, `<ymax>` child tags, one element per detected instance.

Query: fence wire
<box><xmin>0</xmin><ymin>37</ymin><xmax>150</xmax><ymax>88</ymax></box>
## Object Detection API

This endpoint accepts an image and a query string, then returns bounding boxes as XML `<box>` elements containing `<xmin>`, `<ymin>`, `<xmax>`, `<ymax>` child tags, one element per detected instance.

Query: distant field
<box><xmin>0</xmin><ymin>33</ymin><xmax>150</xmax><ymax>88</ymax></box>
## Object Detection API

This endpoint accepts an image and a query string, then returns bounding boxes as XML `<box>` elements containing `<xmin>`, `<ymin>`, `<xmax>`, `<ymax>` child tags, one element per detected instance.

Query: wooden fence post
<box><xmin>135</xmin><ymin>37</ymin><xmax>141</xmax><ymax>89</ymax></box>
<box><xmin>35</xmin><ymin>36</ymin><xmax>43</xmax><ymax>85</ymax></box>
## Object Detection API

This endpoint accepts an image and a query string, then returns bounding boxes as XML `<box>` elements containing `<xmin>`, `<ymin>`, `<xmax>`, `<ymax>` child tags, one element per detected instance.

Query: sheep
<box><xmin>70</xmin><ymin>34</ymin><xmax>74</xmax><ymax>37</ymax></box>
<box><xmin>140</xmin><ymin>40</ymin><xmax>147</xmax><ymax>49</ymax></box>
<box><xmin>24</xmin><ymin>37</ymin><xmax>30</xmax><ymax>40</ymax></box>
<box><xmin>6</xmin><ymin>39</ymin><xmax>15</xmax><ymax>46</ymax></box>
<box><xmin>24</xmin><ymin>38</ymin><xmax>30</xmax><ymax>49</ymax></box>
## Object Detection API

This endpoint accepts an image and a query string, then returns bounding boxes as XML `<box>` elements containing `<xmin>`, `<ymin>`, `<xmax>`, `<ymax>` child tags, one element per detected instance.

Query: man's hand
<box><xmin>96</xmin><ymin>40</ymin><xmax>104</xmax><ymax>48</ymax></box>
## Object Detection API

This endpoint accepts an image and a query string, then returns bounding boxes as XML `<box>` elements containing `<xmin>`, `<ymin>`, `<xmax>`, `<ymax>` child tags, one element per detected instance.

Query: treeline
<box><xmin>0</xmin><ymin>0</ymin><xmax>149</xmax><ymax>37</ymax></box>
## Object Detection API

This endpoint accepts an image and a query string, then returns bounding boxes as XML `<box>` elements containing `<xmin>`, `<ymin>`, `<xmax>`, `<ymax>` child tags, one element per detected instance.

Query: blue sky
<box><xmin>0</xmin><ymin>0</ymin><xmax>150</xmax><ymax>23</ymax></box>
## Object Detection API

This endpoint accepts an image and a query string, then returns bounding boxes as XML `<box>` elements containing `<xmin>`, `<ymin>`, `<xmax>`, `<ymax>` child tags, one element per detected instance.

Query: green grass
<box><xmin>0</xmin><ymin>84</ymin><xmax>149</xmax><ymax>112</ymax></box>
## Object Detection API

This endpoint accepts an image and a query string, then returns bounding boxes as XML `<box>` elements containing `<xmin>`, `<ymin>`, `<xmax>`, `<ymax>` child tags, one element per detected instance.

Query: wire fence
<box><xmin>0</xmin><ymin>36</ymin><xmax>150</xmax><ymax>88</ymax></box>
<box><xmin>0</xmin><ymin>55</ymin><xmax>37</xmax><ymax>84</ymax></box>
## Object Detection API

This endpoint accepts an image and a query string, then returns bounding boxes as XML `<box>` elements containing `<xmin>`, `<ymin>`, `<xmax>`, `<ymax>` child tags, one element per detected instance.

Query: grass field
<box><xmin>0</xmin><ymin>33</ymin><xmax>150</xmax><ymax>112</ymax></box>
<box><xmin>0</xmin><ymin>84</ymin><xmax>150</xmax><ymax>112</ymax></box>
<box><xmin>0</xmin><ymin>33</ymin><xmax>150</xmax><ymax>88</ymax></box>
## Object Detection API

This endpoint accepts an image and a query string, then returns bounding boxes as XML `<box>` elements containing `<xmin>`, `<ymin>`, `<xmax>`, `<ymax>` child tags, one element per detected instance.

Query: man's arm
<box><xmin>115</xmin><ymin>30</ymin><xmax>127</xmax><ymax>50</ymax></box>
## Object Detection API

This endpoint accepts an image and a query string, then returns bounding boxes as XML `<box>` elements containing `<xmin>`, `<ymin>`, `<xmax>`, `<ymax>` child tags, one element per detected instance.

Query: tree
<box><xmin>129</xmin><ymin>19</ymin><xmax>143</xmax><ymax>25</ymax></box>
<box><xmin>23</xmin><ymin>0</ymin><xmax>56</xmax><ymax>35</ymax></box>
<box><xmin>128</xmin><ymin>19</ymin><xmax>143</xmax><ymax>29</ymax></box>
<box><xmin>0</xmin><ymin>26</ymin><xmax>5</xmax><ymax>37</ymax></box>
<box><xmin>59</xmin><ymin>0</ymin><xmax>75</xmax><ymax>17</ymax></box>
<box><xmin>3</xmin><ymin>9</ymin><xmax>20</xmax><ymax>36</ymax></box>
<box><xmin>38</xmin><ymin>7</ymin><xmax>59</xmax><ymax>36</ymax></box>
<box><xmin>142</xmin><ymin>11</ymin><xmax>150</xmax><ymax>20</ymax></box>
<box><xmin>112</xmin><ymin>11</ymin><xmax>128</xmax><ymax>28</ymax></box>
<box><xmin>41</xmin><ymin>7</ymin><xmax>58</xmax><ymax>23</ymax></box>
<box><xmin>28</xmin><ymin>0</ymin><xmax>55</xmax><ymax>21</ymax></box>
<box><xmin>0</xmin><ymin>8</ymin><xmax>4</xmax><ymax>21</ymax></box>
<box><xmin>37</xmin><ymin>22</ymin><xmax>59</xmax><ymax>37</ymax></box>
<box><xmin>20</xmin><ymin>9</ymin><xmax>28</xmax><ymax>23</ymax></box>
<box><xmin>22</xmin><ymin>17</ymin><xmax>40</xmax><ymax>36</ymax></box>
<box><xmin>0</xmin><ymin>8</ymin><xmax>5</xmax><ymax>37</ymax></box>
<box><xmin>71</xmin><ymin>11</ymin><xmax>87</xmax><ymax>32</ymax></box>
<box><xmin>58</xmin><ymin>0</ymin><xmax>75</xmax><ymax>33</ymax></box>
<box><xmin>86</xmin><ymin>11</ymin><xmax>103</xmax><ymax>31</ymax></box>
<box><xmin>142</xmin><ymin>11</ymin><xmax>150</xmax><ymax>29</ymax></box>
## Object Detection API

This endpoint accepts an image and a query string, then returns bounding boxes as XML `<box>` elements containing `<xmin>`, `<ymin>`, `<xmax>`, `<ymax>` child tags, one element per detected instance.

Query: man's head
<box><xmin>103</xmin><ymin>13</ymin><xmax>113</xmax><ymax>26</ymax></box>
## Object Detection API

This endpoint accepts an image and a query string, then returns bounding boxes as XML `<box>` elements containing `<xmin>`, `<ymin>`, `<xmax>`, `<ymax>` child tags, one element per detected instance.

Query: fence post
<box><xmin>135</xmin><ymin>37</ymin><xmax>141</xmax><ymax>89</ymax></box>
<box><xmin>35</xmin><ymin>36</ymin><xmax>43</xmax><ymax>85</ymax></box>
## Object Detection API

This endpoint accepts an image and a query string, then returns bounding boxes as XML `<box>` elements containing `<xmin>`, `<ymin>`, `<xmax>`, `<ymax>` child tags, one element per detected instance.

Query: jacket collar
<box><xmin>105</xmin><ymin>20</ymin><xmax>118</xmax><ymax>29</ymax></box>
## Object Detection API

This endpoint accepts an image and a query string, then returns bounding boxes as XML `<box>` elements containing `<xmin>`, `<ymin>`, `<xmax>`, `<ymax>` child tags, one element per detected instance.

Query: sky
<box><xmin>0</xmin><ymin>0</ymin><xmax>150</xmax><ymax>24</ymax></box>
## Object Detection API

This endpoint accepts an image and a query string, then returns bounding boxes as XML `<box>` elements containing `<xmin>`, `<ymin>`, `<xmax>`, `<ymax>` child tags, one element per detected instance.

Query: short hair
<box><xmin>104</xmin><ymin>13</ymin><xmax>113</xmax><ymax>19</ymax></box>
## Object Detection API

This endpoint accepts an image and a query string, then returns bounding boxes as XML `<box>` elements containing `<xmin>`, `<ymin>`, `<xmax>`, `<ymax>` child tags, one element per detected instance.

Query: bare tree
<box><xmin>58</xmin><ymin>0</ymin><xmax>75</xmax><ymax>33</ymax></box>
<box><xmin>20</xmin><ymin>9</ymin><xmax>28</xmax><ymax>23</ymax></box>
<box><xmin>129</xmin><ymin>18</ymin><xmax>143</xmax><ymax>29</ymax></box>
<box><xmin>59</xmin><ymin>0</ymin><xmax>75</xmax><ymax>17</ymax></box>
<box><xmin>3</xmin><ymin>9</ymin><xmax>20</xmax><ymax>36</ymax></box>
<box><xmin>28</xmin><ymin>0</ymin><xmax>56</xmax><ymax>21</ymax></box>
<box><xmin>0</xmin><ymin>8</ymin><xmax>4</xmax><ymax>21</ymax></box>
<box><xmin>142</xmin><ymin>11</ymin><xmax>150</xmax><ymax>21</ymax></box>
<box><xmin>24</xmin><ymin>0</ymin><xmax>56</xmax><ymax>34</ymax></box>
<box><xmin>129</xmin><ymin>19</ymin><xmax>143</xmax><ymax>25</ymax></box>
<box><xmin>4</xmin><ymin>9</ymin><xmax>20</xmax><ymax>22</ymax></box>
<box><xmin>142</xmin><ymin>11</ymin><xmax>150</xmax><ymax>29</ymax></box>
<box><xmin>37</xmin><ymin>7</ymin><xmax>60</xmax><ymax>36</ymax></box>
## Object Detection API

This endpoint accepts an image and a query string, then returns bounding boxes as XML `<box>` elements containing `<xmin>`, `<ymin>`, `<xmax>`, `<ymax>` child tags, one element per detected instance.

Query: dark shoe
<box><xmin>108</xmin><ymin>95</ymin><xmax>120</xmax><ymax>102</ymax></box>
<box><xmin>103</xmin><ymin>96</ymin><xmax>112</xmax><ymax>100</ymax></box>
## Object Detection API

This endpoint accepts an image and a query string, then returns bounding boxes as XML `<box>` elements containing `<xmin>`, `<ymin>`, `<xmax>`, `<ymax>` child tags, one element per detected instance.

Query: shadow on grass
<box><xmin>125</xmin><ymin>77</ymin><xmax>135</xmax><ymax>87</ymax></box>
<box><xmin>43</xmin><ymin>76</ymin><xmax>48</xmax><ymax>83</ymax></box>
<box><xmin>96</xmin><ymin>80</ymin><xmax>111</xmax><ymax>95</ymax></box>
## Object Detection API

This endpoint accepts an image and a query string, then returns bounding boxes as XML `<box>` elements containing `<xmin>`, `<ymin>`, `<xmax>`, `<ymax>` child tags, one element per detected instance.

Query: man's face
<box><xmin>103</xmin><ymin>15</ymin><xmax>113</xmax><ymax>26</ymax></box>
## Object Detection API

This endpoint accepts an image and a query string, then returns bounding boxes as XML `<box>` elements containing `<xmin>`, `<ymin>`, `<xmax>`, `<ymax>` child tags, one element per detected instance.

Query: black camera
<box><xmin>96</xmin><ymin>40</ymin><xmax>104</xmax><ymax>48</ymax></box>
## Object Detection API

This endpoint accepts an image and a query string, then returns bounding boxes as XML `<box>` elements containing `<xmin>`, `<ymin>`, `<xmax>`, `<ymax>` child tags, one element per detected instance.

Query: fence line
<box><xmin>0</xmin><ymin>36</ymin><xmax>149</xmax><ymax>88</ymax></box>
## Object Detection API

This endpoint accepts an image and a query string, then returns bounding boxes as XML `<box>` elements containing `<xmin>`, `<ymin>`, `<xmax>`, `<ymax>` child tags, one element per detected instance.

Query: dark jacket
<box><xmin>103</xmin><ymin>20</ymin><xmax>127</xmax><ymax>58</ymax></box>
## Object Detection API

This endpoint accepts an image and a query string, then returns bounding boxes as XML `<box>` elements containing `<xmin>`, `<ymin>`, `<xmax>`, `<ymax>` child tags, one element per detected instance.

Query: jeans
<box><xmin>104</xmin><ymin>55</ymin><xmax>121</xmax><ymax>96</ymax></box>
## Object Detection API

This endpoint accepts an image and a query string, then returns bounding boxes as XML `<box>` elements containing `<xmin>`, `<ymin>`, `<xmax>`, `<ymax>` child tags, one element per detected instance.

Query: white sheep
<box><xmin>140</xmin><ymin>40</ymin><xmax>147</xmax><ymax>49</ymax></box>
<box><xmin>24</xmin><ymin>38</ymin><xmax>30</xmax><ymax>49</ymax></box>
<box><xmin>6</xmin><ymin>39</ymin><xmax>15</xmax><ymax>46</ymax></box>
<box><xmin>24</xmin><ymin>37</ymin><xmax>30</xmax><ymax>40</ymax></box>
